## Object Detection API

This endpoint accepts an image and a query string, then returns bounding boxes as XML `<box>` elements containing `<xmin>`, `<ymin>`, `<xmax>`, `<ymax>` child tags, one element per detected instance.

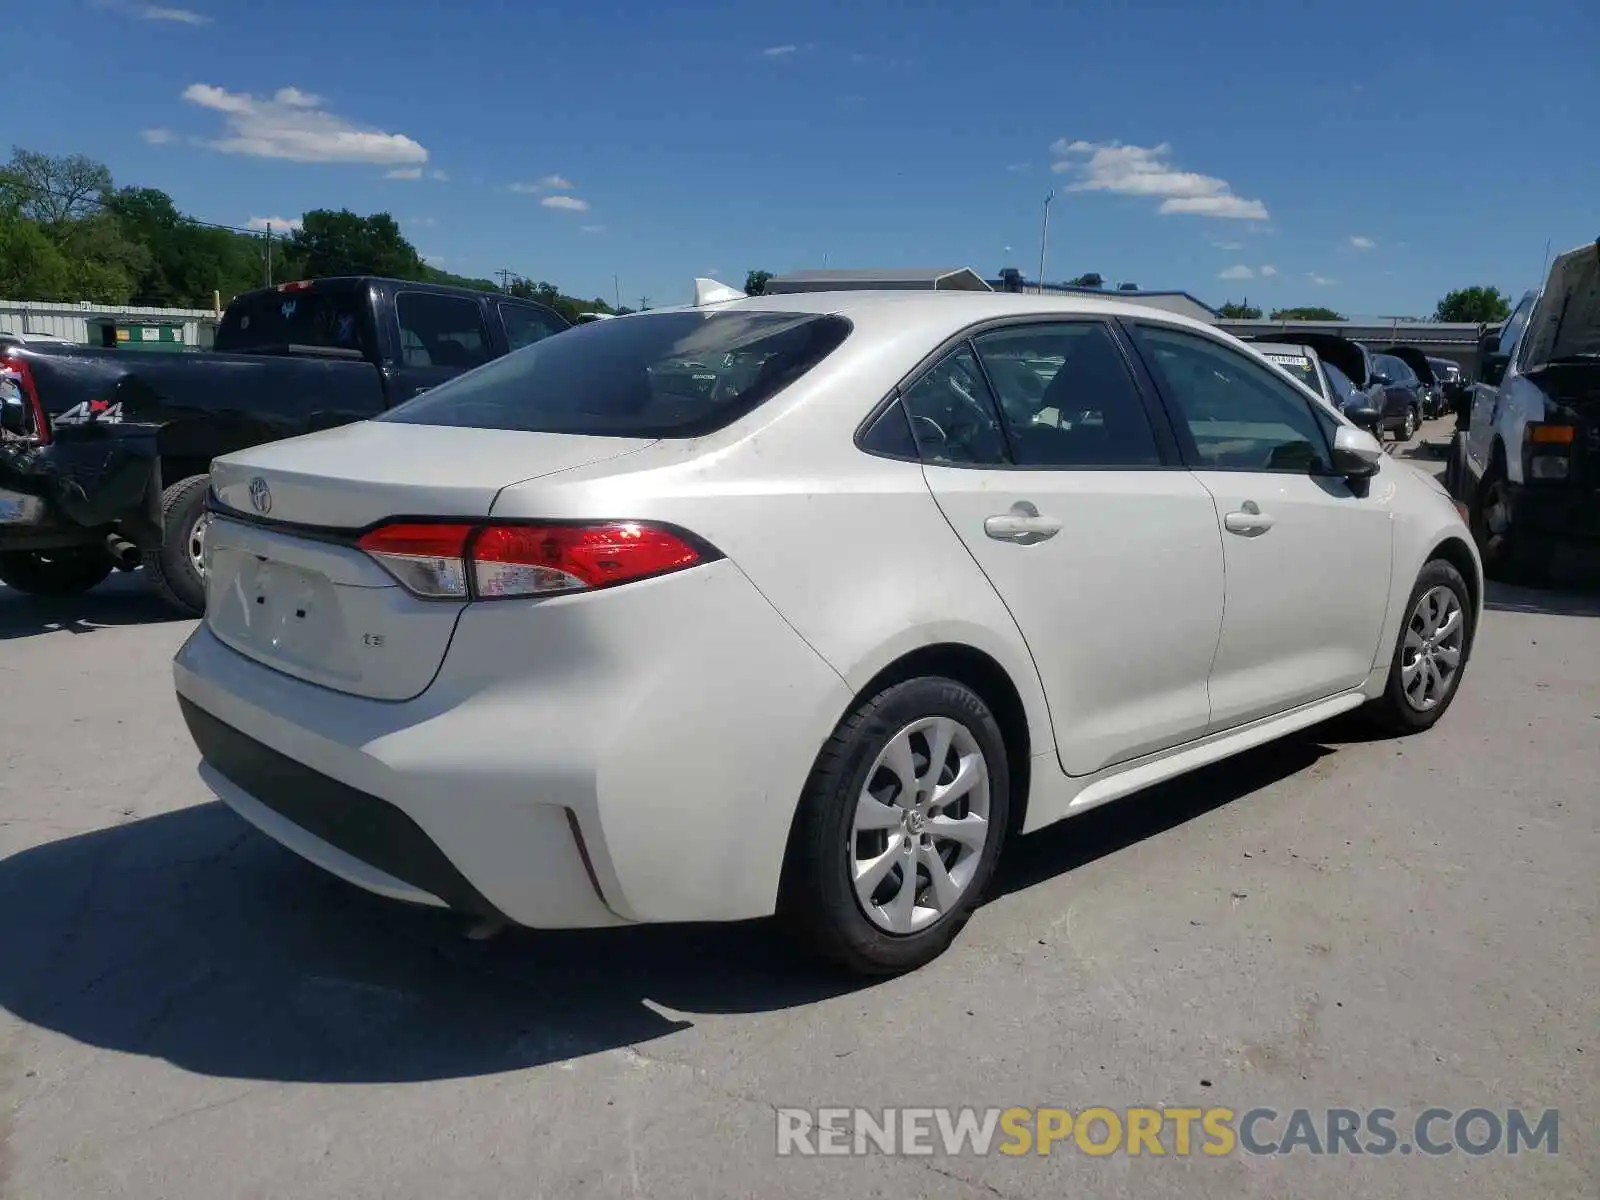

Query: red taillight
<box><xmin>277</xmin><ymin>280</ymin><xmax>315</xmax><ymax>292</ymax></box>
<box><xmin>357</xmin><ymin>520</ymin><xmax>706</xmax><ymax>600</ymax></box>
<box><xmin>1</xmin><ymin>352</ymin><xmax>50</xmax><ymax>445</ymax></box>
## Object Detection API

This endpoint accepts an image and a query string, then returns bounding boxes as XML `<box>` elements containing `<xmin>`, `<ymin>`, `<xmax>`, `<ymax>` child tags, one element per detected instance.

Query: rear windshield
<box><xmin>379</xmin><ymin>310</ymin><xmax>852</xmax><ymax>438</ymax></box>
<box><xmin>215</xmin><ymin>287</ymin><xmax>372</xmax><ymax>356</ymax></box>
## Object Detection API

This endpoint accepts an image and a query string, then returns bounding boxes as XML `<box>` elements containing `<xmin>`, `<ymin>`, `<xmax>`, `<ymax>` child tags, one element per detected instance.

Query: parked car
<box><xmin>1448</xmin><ymin>240</ymin><xmax>1599</xmax><ymax>583</ymax></box>
<box><xmin>1373</xmin><ymin>345</ymin><xmax>1449</xmax><ymax>420</ymax></box>
<box><xmin>172</xmin><ymin>285</ymin><xmax>1482</xmax><ymax>975</ymax></box>
<box><xmin>1364</xmin><ymin>351</ymin><xmax>1429</xmax><ymax>441</ymax></box>
<box><xmin>0</xmin><ymin>278</ymin><xmax>570</xmax><ymax>611</ymax></box>
<box><xmin>1427</xmin><ymin>356</ymin><xmax>1467</xmax><ymax>417</ymax></box>
<box><xmin>1244</xmin><ymin>334</ymin><xmax>1386</xmax><ymax>433</ymax></box>
<box><xmin>0</xmin><ymin>331</ymin><xmax>75</xmax><ymax>347</ymax></box>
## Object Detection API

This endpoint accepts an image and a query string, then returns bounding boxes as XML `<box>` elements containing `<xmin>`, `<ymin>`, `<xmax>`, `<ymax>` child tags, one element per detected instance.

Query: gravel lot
<box><xmin>2</xmin><ymin>421</ymin><xmax>1595</xmax><ymax>1199</ymax></box>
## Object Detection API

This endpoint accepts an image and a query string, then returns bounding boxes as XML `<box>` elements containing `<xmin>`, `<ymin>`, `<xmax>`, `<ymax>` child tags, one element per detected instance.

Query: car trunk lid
<box><xmin>204</xmin><ymin>422</ymin><xmax>654</xmax><ymax>700</ymax></box>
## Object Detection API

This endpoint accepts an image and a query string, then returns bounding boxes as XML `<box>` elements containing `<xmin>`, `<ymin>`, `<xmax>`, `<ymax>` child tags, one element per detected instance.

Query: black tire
<box><xmin>143</xmin><ymin>474</ymin><xmax>211</xmax><ymax>615</ymax></box>
<box><xmin>1365</xmin><ymin>558</ymin><xmax>1474</xmax><ymax>735</ymax></box>
<box><xmin>1468</xmin><ymin>457</ymin><xmax>1548</xmax><ymax>585</ymax></box>
<box><xmin>0</xmin><ymin>547</ymin><xmax>114</xmax><ymax>596</ymax></box>
<box><xmin>1400</xmin><ymin>406</ymin><xmax>1418</xmax><ymax>442</ymax></box>
<box><xmin>1444</xmin><ymin>432</ymin><xmax>1469</xmax><ymax>499</ymax></box>
<box><xmin>780</xmin><ymin>676</ymin><xmax>1011</xmax><ymax>976</ymax></box>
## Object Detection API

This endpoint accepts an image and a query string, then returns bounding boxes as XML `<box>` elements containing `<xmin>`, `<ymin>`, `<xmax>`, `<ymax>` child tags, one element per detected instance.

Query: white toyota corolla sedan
<box><xmin>173</xmin><ymin>287</ymin><xmax>1481</xmax><ymax>974</ymax></box>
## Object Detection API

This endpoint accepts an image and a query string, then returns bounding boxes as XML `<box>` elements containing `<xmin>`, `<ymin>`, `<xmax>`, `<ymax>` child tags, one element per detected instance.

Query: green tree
<box><xmin>1217</xmin><ymin>300</ymin><xmax>1262</xmax><ymax>319</ymax></box>
<box><xmin>286</xmin><ymin>209</ymin><xmax>424</xmax><ymax>280</ymax></box>
<box><xmin>1067</xmin><ymin>272</ymin><xmax>1104</xmax><ymax>288</ymax></box>
<box><xmin>744</xmin><ymin>269</ymin><xmax>772</xmax><ymax>296</ymax></box>
<box><xmin>1434</xmin><ymin>286</ymin><xmax>1511</xmax><ymax>323</ymax></box>
<box><xmin>0</xmin><ymin>208</ymin><xmax>72</xmax><ymax>298</ymax></box>
<box><xmin>1269</xmin><ymin>306</ymin><xmax>1344</xmax><ymax>321</ymax></box>
<box><xmin>2</xmin><ymin>148</ymin><xmax>112</xmax><ymax>223</ymax></box>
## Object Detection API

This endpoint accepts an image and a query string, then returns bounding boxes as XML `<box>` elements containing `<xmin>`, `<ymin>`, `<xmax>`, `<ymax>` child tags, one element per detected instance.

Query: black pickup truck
<box><xmin>0</xmin><ymin>277</ymin><xmax>569</xmax><ymax>612</ymax></box>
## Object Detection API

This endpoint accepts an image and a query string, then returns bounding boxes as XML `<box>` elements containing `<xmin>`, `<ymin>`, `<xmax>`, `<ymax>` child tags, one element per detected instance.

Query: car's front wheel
<box><xmin>782</xmin><ymin>676</ymin><xmax>1011</xmax><ymax>975</ymax></box>
<box><xmin>1365</xmin><ymin>558</ymin><xmax>1474</xmax><ymax>734</ymax></box>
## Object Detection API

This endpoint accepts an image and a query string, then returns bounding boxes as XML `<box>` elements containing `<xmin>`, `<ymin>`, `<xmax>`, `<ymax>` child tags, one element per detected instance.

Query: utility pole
<box><xmin>1037</xmin><ymin>189</ymin><xmax>1056</xmax><ymax>295</ymax></box>
<box><xmin>613</xmin><ymin>273</ymin><xmax>621</xmax><ymax>312</ymax></box>
<box><xmin>639</xmin><ymin>296</ymin><xmax>650</xmax><ymax>311</ymax></box>
<box><xmin>497</xmin><ymin>268</ymin><xmax>514</xmax><ymax>291</ymax></box>
<box><xmin>263</xmin><ymin>229</ymin><xmax>273</xmax><ymax>287</ymax></box>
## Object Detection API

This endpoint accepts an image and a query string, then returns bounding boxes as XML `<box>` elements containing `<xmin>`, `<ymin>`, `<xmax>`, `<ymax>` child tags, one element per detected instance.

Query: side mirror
<box><xmin>1343</xmin><ymin>402</ymin><xmax>1382</xmax><ymax>434</ymax></box>
<box><xmin>1479</xmin><ymin>352</ymin><xmax>1509</xmax><ymax>387</ymax></box>
<box><xmin>1331</xmin><ymin>423</ymin><xmax>1384</xmax><ymax>478</ymax></box>
<box><xmin>1370</xmin><ymin>372</ymin><xmax>1391</xmax><ymax>386</ymax></box>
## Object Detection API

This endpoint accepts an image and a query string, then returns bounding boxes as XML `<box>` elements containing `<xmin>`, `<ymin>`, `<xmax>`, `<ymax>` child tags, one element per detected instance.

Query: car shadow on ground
<box><xmin>0</xmin><ymin>727</ymin><xmax>1356</xmax><ymax>1086</ymax></box>
<box><xmin>1484</xmin><ymin>580</ymin><xmax>1600</xmax><ymax>618</ymax></box>
<box><xmin>0</xmin><ymin>571</ymin><xmax>188</xmax><ymax>641</ymax></box>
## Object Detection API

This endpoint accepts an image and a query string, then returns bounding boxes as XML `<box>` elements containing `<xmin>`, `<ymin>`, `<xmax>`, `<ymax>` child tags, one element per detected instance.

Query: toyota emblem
<box><xmin>248</xmin><ymin>477</ymin><xmax>272</xmax><ymax>515</ymax></box>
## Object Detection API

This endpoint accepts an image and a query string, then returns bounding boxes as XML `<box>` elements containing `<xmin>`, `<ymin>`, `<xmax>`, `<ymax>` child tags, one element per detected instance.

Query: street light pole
<box><xmin>1037</xmin><ymin>189</ymin><xmax>1056</xmax><ymax>295</ymax></box>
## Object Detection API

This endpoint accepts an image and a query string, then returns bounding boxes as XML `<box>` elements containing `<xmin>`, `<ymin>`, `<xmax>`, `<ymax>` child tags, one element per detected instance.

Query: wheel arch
<box><xmin>1427</xmin><ymin>534</ymin><xmax>1483</xmax><ymax>627</ymax></box>
<box><xmin>822</xmin><ymin>641</ymin><xmax>1036</xmax><ymax>836</ymax></box>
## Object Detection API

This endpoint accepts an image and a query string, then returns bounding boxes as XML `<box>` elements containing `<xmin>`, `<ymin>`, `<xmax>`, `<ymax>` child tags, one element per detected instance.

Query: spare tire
<box><xmin>142</xmin><ymin>474</ymin><xmax>211</xmax><ymax>615</ymax></box>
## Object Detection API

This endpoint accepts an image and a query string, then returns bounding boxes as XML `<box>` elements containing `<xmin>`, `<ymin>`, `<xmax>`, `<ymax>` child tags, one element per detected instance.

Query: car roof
<box><xmin>642</xmin><ymin>288</ymin><xmax>1223</xmax><ymax>343</ymax></box>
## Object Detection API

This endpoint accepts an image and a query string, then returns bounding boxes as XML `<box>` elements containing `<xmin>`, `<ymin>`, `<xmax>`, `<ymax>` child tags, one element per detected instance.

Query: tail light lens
<box><xmin>1</xmin><ymin>352</ymin><xmax>50</xmax><ymax>445</ymax></box>
<box><xmin>357</xmin><ymin>520</ymin><xmax>708</xmax><ymax>600</ymax></box>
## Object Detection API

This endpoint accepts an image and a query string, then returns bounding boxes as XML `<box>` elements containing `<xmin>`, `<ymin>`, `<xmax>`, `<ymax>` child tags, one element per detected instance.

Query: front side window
<box><xmin>971</xmin><ymin>322</ymin><xmax>1161</xmax><ymax>467</ymax></box>
<box><xmin>899</xmin><ymin>345</ymin><xmax>1008</xmax><ymax>466</ymax></box>
<box><xmin>1133</xmin><ymin>325</ymin><xmax>1333</xmax><ymax>474</ymax></box>
<box><xmin>396</xmin><ymin>293</ymin><xmax>493</xmax><ymax>370</ymax></box>
<box><xmin>382</xmin><ymin>310</ymin><xmax>851</xmax><ymax>438</ymax></box>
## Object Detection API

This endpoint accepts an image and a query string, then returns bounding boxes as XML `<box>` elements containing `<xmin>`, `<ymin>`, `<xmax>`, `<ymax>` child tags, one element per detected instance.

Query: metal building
<box><xmin>0</xmin><ymin>299</ymin><xmax>219</xmax><ymax>347</ymax></box>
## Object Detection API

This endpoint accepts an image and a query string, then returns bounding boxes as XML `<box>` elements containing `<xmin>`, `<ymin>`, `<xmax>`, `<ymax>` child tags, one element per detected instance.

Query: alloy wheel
<box><xmin>188</xmin><ymin>511</ymin><xmax>212</xmax><ymax>578</ymax></box>
<box><xmin>1401</xmin><ymin>585</ymin><xmax>1465</xmax><ymax>711</ymax></box>
<box><xmin>849</xmin><ymin>715</ymin><xmax>991</xmax><ymax>934</ymax></box>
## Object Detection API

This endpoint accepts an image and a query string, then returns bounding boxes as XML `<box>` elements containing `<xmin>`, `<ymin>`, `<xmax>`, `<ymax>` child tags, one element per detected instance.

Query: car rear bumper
<box><xmin>173</xmin><ymin>559</ymin><xmax>854</xmax><ymax>928</ymax></box>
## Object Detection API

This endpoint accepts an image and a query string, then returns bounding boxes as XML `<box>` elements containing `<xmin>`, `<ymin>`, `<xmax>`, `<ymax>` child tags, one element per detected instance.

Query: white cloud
<box><xmin>538</xmin><ymin>173</ymin><xmax>574</xmax><ymax>190</ymax></box>
<box><xmin>385</xmin><ymin>167</ymin><xmax>422</xmax><ymax>180</ymax></box>
<box><xmin>763</xmin><ymin>44</ymin><xmax>798</xmax><ymax>57</ymax></box>
<box><xmin>1260</xmin><ymin>264</ymin><xmax>1278</xmax><ymax>277</ymax></box>
<box><xmin>273</xmin><ymin>87</ymin><xmax>321</xmax><ymax>108</ymax></box>
<box><xmin>428</xmin><ymin>169</ymin><xmax>448</xmax><ymax>181</ymax></box>
<box><xmin>1210</xmin><ymin>239</ymin><xmax>1243</xmax><ymax>251</ymax></box>
<box><xmin>1348</xmin><ymin>235</ymin><xmax>1376</xmax><ymax>250</ymax></box>
<box><xmin>579</xmin><ymin>224</ymin><xmax>606</xmax><ymax>234</ymax></box>
<box><xmin>140</xmin><ymin>4</ymin><xmax>210</xmax><ymax>22</ymax></box>
<box><xmin>1158</xmin><ymin>195</ymin><xmax>1270</xmax><ymax>219</ymax></box>
<box><xmin>246</xmin><ymin>215</ymin><xmax>302</xmax><ymax>233</ymax></box>
<box><xmin>181</xmin><ymin>82</ymin><xmax>428</xmax><ymax>165</ymax></box>
<box><xmin>1050</xmin><ymin>140</ymin><xmax>1269</xmax><ymax>220</ymax></box>
<box><xmin>1307</xmin><ymin>273</ymin><xmax>1338</xmax><ymax>286</ymax></box>
<box><xmin>1006</xmin><ymin>162</ymin><xmax>1031</xmax><ymax>173</ymax></box>
<box><xmin>1219</xmin><ymin>265</ymin><xmax>1255</xmax><ymax>280</ymax></box>
<box><xmin>540</xmin><ymin>195</ymin><xmax>590</xmax><ymax>212</ymax></box>
<box><xmin>141</xmin><ymin>127</ymin><xmax>175</xmax><ymax>145</ymax></box>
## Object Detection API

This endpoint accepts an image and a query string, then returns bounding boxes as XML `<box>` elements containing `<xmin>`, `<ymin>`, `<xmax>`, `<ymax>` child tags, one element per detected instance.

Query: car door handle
<box><xmin>984</xmin><ymin>502</ymin><xmax>1062</xmax><ymax>544</ymax></box>
<box><xmin>1223</xmin><ymin>501</ymin><xmax>1275</xmax><ymax>537</ymax></box>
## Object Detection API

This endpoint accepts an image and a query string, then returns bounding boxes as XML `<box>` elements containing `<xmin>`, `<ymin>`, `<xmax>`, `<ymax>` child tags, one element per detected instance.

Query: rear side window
<box><xmin>498</xmin><ymin>300</ymin><xmax>566</xmax><ymax>351</ymax></box>
<box><xmin>215</xmin><ymin>287</ymin><xmax>371</xmax><ymax>355</ymax></box>
<box><xmin>396</xmin><ymin>293</ymin><xmax>493</xmax><ymax>370</ymax></box>
<box><xmin>972</xmin><ymin>322</ymin><xmax>1160</xmax><ymax>467</ymax></box>
<box><xmin>381</xmin><ymin>310</ymin><xmax>851</xmax><ymax>438</ymax></box>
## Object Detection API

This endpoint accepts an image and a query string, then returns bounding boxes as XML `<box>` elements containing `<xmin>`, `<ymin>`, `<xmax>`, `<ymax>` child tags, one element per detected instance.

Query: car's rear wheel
<box><xmin>781</xmin><ymin>676</ymin><xmax>1010</xmax><ymax>975</ymax></box>
<box><xmin>0</xmin><ymin>547</ymin><xmax>114</xmax><ymax>596</ymax></box>
<box><xmin>143</xmin><ymin>474</ymin><xmax>211</xmax><ymax>616</ymax></box>
<box><xmin>1365</xmin><ymin>558</ymin><xmax>1474</xmax><ymax>734</ymax></box>
<box><xmin>1400</xmin><ymin>406</ymin><xmax>1418</xmax><ymax>441</ymax></box>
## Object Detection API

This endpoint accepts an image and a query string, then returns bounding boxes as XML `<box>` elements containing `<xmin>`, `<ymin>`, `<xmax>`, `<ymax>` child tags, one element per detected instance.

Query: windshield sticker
<box><xmin>1263</xmin><ymin>354</ymin><xmax>1311</xmax><ymax>369</ymax></box>
<box><xmin>281</xmin><ymin>300</ymin><xmax>297</xmax><ymax>320</ymax></box>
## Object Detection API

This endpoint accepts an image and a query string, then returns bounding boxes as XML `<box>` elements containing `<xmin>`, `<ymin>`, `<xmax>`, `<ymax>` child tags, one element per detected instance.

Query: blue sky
<box><xmin>17</xmin><ymin>0</ymin><xmax>1597</xmax><ymax>316</ymax></box>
